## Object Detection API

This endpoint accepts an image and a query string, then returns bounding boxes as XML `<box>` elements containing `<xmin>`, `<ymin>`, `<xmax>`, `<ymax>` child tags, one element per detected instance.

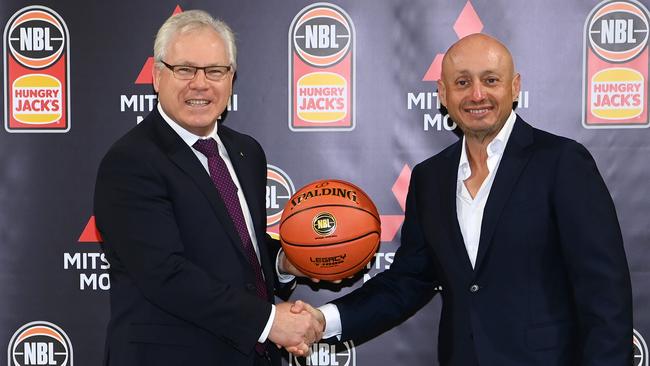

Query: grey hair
<box><xmin>153</xmin><ymin>10</ymin><xmax>237</xmax><ymax>70</ymax></box>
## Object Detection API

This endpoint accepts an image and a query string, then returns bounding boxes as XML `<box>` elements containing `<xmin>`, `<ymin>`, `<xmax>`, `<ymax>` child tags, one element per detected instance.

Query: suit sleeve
<box><xmin>553</xmin><ymin>141</ymin><xmax>632</xmax><ymax>366</ymax></box>
<box><xmin>94</xmin><ymin>146</ymin><xmax>271</xmax><ymax>354</ymax></box>
<box><xmin>332</xmin><ymin>165</ymin><xmax>438</xmax><ymax>342</ymax></box>
<box><xmin>265</xmin><ymin>234</ymin><xmax>297</xmax><ymax>301</ymax></box>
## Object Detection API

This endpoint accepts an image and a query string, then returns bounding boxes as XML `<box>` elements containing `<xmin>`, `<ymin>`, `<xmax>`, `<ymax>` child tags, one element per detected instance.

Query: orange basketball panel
<box><xmin>281</xmin><ymin>179</ymin><xmax>380</xmax><ymax>222</ymax></box>
<box><xmin>282</xmin><ymin>232</ymin><xmax>380</xmax><ymax>280</ymax></box>
<box><xmin>280</xmin><ymin>206</ymin><xmax>380</xmax><ymax>246</ymax></box>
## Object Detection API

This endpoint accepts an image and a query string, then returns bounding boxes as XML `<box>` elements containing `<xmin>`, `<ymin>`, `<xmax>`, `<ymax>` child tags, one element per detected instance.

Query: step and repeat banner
<box><xmin>1</xmin><ymin>0</ymin><xmax>649</xmax><ymax>365</ymax></box>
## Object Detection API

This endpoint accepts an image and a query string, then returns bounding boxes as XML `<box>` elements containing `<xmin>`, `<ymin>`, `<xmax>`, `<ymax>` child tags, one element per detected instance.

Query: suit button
<box><xmin>469</xmin><ymin>284</ymin><xmax>480</xmax><ymax>293</ymax></box>
<box><xmin>245</xmin><ymin>283</ymin><xmax>256</xmax><ymax>291</ymax></box>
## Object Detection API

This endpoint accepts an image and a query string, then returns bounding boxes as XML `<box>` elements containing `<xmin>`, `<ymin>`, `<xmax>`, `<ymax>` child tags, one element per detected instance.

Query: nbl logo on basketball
<box><xmin>289</xmin><ymin>341</ymin><xmax>356</xmax><ymax>366</ymax></box>
<box><xmin>582</xmin><ymin>0</ymin><xmax>650</xmax><ymax>128</ymax></box>
<box><xmin>3</xmin><ymin>6</ymin><xmax>71</xmax><ymax>132</ymax></box>
<box><xmin>7</xmin><ymin>321</ymin><xmax>73</xmax><ymax>366</ymax></box>
<box><xmin>289</xmin><ymin>3</ymin><xmax>355</xmax><ymax>131</ymax></box>
<box><xmin>313</xmin><ymin>212</ymin><xmax>337</xmax><ymax>236</ymax></box>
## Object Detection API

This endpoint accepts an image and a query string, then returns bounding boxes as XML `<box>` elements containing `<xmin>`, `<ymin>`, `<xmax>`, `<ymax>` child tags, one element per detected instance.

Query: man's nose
<box><xmin>471</xmin><ymin>82</ymin><xmax>485</xmax><ymax>101</ymax></box>
<box><xmin>189</xmin><ymin>69</ymin><xmax>209</xmax><ymax>88</ymax></box>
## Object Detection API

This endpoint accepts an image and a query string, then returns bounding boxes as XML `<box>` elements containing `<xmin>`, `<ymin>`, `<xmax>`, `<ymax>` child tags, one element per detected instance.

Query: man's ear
<box><xmin>437</xmin><ymin>79</ymin><xmax>447</xmax><ymax>107</ymax></box>
<box><xmin>511</xmin><ymin>73</ymin><xmax>521</xmax><ymax>102</ymax></box>
<box><xmin>152</xmin><ymin>63</ymin><xmax>161</xmax><ymax>93</ymax></box>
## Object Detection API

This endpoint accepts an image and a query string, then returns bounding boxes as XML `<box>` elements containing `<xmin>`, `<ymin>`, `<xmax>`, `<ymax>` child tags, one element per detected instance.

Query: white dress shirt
<box><xmin>319</xmin><ymin>111</ymin><xmax>518</xmax><ymax>339</ymax></box>
<box><xmin>158</xmin><ymin>104</ymin><xmax>275</xmax><ymax>343</ymax></box>
<box><xmin>456</xmin><ymin>110</ymin><xmax>516</xmax><ymax>268</ymax></box>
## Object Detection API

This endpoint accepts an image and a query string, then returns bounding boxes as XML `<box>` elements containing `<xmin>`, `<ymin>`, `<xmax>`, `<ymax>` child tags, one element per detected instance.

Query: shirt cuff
<box><xmin>259</xmin><ymin>304</ymin><xmax>275</xmax><ymax>343</ymax></box>
<box><xmin>276</xmin><ymin>249</ymin><xmax>296</xmax><ymax>283</ymax></box>
<box><xmin>319</xmin><ymin>303</ymin><xmax>342</xmax><ymax>340</ymax></box>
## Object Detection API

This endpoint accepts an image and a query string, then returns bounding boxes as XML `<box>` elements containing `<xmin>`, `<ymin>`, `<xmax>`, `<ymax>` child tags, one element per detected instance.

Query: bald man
<box><xmin>292</xmin><ymin>34</ymin><xmax>632</xmax><ymax>365</ymax></box>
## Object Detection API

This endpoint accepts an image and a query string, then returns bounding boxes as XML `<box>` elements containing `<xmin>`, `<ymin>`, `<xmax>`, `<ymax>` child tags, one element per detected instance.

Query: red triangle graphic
<box><xmin>134</xmin><ymin>6</ymin><xmax>184</xmax><ymax>84</ymax></box>
<box><xmin>422</xmin><ymin>53</ymin><xmax>445</xmax><ymax>82</ymax></box>
<box><xmin>79</xmin><ymin>216</ymin><xmax>103</xmax><ymax>243</ymax></box>
<box><xmin>135</xmin><ymin>57</ymin><xmax>154</xmax><ymax>84</ymax></box>
<box><xmin>380</xmin><ymin>215</ymin><xmax>405</xmax><ymax>242</ymax></box>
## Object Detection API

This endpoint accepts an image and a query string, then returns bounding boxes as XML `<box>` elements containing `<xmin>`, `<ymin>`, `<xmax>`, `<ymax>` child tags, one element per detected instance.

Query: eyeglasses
<box><xmin>160</xmin><ymin>61</ymin><xmax>232</xmax><ymax>81</ymax></box>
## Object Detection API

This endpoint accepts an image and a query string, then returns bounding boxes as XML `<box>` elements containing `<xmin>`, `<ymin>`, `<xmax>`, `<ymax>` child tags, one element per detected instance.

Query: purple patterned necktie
<box><xmin>193</xmin><ymin>138</ymin><xmax>268</xmax><ymax>302</ymax></box>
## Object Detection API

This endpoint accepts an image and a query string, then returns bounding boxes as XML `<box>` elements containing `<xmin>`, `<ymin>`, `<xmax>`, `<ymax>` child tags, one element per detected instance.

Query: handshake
<box><xmin>268</xmin><ymin>300</ymin><xmax>325</xmax><ymax>356</ymax></box>
<box><xmin>266</xmin><ymin>248</ymin><xmax>350</xmax><ymax>356</ymax></box>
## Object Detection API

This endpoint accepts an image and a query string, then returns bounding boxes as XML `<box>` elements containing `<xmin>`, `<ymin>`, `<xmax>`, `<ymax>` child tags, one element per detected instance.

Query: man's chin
<box><xmin>176</xmin><ymin>119</ymin><xmax>216</xmax><ymax>135</ymax></box>
<box><xmin>463</xmin><ymin>123</ymin><xmax>506</xmax><ymax>142</ymax></box>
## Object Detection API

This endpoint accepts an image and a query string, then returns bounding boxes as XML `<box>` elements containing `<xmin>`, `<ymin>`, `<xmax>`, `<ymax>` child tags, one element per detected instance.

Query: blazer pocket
<box><xmin>128</xmin><ymin>323</ymin><xmax>197</xmax><ymax>346</ymax></box>
<box><xmin>525</xmin><ymin>321</ymin><xmax>573</xmax><ymax>351</ymax></box>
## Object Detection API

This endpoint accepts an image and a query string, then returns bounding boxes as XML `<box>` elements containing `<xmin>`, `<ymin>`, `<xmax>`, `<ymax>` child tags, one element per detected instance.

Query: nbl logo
<box><xmin>6</xmin><ymin>11</ymin><xmax>64</xmax><ymax>68</ymax></box>
<box><xmin>3</xmin><ymin>6</ymin><xmax>71</xmax><ymax>132</ymax></box>
<box><xmin>293</xmin><ymin>9</ymin><xmax>351</xmax><ymax>67</ymax></box>
<box><xmin>313</xmin><ymin>212</ymin><xmax>336</xmax><ymax>236</ymax></box>
<box><xmin>289</xmin><ymin>341</ymin><xmax>356</xmax><ymax>366</ymax></box>
<box><xmin>289</xmin><ymin>3</ymin><xmax>355</xmax><ymax>131</ymax></box>
<box><xmin>266</xmin><ymin>165</ymin><xmax>295</xmax><ymax>228</ymax></box>
<box><xmin>7</xmin><ymin>321</ymin><xmax>73</xmax><ymax>366</ymax></box>
<box><xmin>588</xmin><ymin>1</ymin><xmax>648</xmax><ymax>62</ymax></box>
<box><xmin>582</xmin><ymin>0</ymin><xmax>649</xmax><ymax>128</ymax></box>
<box><xmin>635</xmin><ymin>329</ymin><xmax>648</xmax><ymax>366</ymax></box>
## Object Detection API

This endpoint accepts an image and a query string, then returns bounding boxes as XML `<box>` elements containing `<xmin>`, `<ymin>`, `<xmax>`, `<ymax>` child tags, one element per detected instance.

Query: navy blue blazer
<box><xmin>94</xmin><ymin>109</ymin><xmax>283</xmax><ymax>366</ymax></box>
<box><xmin>333</xmin><ymin>116</ymin><xmax>632</xmax><ymax>366</ymax></box>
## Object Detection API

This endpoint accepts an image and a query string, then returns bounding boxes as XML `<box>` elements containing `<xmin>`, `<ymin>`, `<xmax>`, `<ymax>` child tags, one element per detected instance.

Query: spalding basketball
<box><xmin>279</xmin><ymin>179</ymin><xmax>381</xmax><ymax>281</ymax></box>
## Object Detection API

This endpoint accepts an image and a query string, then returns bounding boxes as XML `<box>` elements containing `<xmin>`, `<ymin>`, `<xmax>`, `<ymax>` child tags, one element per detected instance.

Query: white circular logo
<box><xmin>7</xmin><ymin>321</ymin><xmax>73</xmax><ymax>366</ymax></box>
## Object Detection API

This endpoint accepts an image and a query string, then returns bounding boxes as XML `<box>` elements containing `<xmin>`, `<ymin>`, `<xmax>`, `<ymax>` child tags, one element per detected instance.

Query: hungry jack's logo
<box><xmin>583</xmin><ymin>0</ymin><xmax>650</xmax><ymax>128</ymax></box>
<box><xmin>3</xmin><ymin>6</ymin><xmax>70</xmax><ymax>133</ymax></box>
<box><xmin>289</xmin><ymin>3</ymin><xmax>355</xmax><ymax>131</ymax></box>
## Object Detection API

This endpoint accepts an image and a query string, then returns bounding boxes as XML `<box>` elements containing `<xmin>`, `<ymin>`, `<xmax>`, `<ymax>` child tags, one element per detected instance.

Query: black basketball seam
<box><xmin>282</xmin><ymin>231</ymin><xmax>380</xmax><ymax>247</ymax></box>
<box><xmin>289</xmin><ymin>237</ymin><xmax>380</xmax><ymax>277</ymax></box>
<box><xmin>281</xmin><ymin>204</ymin><xmax>381</xmax><ymax>225</ymax></box>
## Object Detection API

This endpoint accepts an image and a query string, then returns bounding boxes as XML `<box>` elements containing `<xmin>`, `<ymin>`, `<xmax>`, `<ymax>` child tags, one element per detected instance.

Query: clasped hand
<box><xmin>268</xmin><ymin>300</ymin><xmax>325</xmax><ymax>356</ymax></box>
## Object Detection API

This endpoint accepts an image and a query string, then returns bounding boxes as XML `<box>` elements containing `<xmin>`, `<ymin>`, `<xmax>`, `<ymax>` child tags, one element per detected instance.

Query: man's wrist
<box><xmin>318</xmin><ymin>303</ymin><xmax>342</xmax><ymax>339</ymax></box>
<box><xmin>276</xmin><ymin>250</ymin><xmax>295</xmax><ymax>283</ymax></box>
<box><xmin>259</xmin><ymin>304</ymin><xmax>275</xmax><ymax>343</ymax></box>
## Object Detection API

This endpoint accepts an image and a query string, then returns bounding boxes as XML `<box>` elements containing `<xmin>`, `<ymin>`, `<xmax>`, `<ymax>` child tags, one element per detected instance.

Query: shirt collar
<box><xmin>157</xmin><ymin>103</ymin><xmax>218</xmax><ymax>148</ymax></box>
<box><xmin>457</xmin><ymin>110</ymin><xmax>517</xmax><ymax>182</ymax></box>
<box><xmin>488</xmin><ymin>109</ymin><xmax>516</xmax><ymax>157</ymax></box>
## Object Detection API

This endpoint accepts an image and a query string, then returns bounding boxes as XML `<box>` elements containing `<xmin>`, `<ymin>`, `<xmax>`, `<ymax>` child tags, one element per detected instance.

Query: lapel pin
<box><xmin>240</xmin><ymin>151</ymin><xmax>245</xmax><ymax>157</ymax></box>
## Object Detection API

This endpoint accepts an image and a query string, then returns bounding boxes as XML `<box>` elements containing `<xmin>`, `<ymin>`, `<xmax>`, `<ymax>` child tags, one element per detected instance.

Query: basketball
<box><xmin>279</xmin><ymin>179</ymin><xmax>381</xmax><ymax>281</ymax></box>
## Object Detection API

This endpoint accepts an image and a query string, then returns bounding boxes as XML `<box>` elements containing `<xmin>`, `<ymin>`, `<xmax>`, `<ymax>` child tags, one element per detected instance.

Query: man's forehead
<box><xmin>442</xmin><ymin>46</ymin><xmax>513</xmax><ymax>77</ymax></box>
<box><xmin>442</xmin><ymin>56</ymin><xmax>509</xmax><ymax>76</ymax></box>
<box><xmin>165</xmin><ymin>28</ymin><xmax>228</xmax><ymax>59</ymax></box>
<box><xmin>171</xmin><ymin>27</ymin><xmax>222</xmax><ymax>44</ymax></box>
<box><xmin>446</xmin><ymin>68</ymin><xmax>503</xmax><ymax>76</ymax></box>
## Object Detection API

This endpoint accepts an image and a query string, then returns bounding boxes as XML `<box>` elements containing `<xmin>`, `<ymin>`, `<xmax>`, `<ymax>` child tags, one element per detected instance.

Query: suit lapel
<box><xmin>218</xmin><ymin>127</ymin><xmax>273</xmax><ymax>282</ymax></box>
<box><xmin>151</xmin><ymin>113</ymin><xmax>244</xmax><ymax>256</ymax></box>
<box><xmin>218</xmin><ymin>129</ymin><xmax>263</xmax><ymax>242</ymax></box>
<box><xmin>219</xmin><ymin>128</ymin><xmax>275</xmax><ymax>296</ymax></box>
<box><xmin>473</xmin><ymin>117</ymin><xmax>534</xmax><ymax>272</ymax></box>
<box><xmin>442</xmin><ymin>143</ymin><xmax>476</xmax><ymax>276</ymax></box>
